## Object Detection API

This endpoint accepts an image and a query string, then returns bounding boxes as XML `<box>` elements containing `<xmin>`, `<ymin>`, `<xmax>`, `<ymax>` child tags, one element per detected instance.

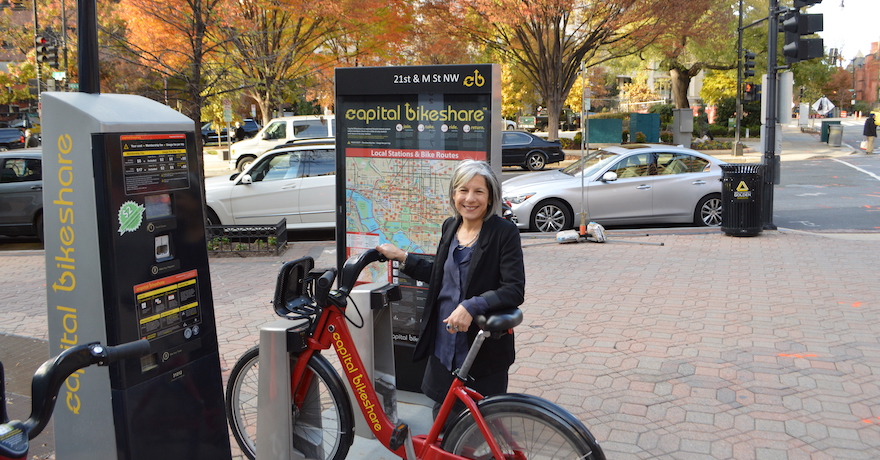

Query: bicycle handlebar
<box><xmin>338</xmin><ymin>249</ymin><xmax>387</xmax><ymax>296</ymax></box>
<box><xmin>21</xmin><ymin>339</ymin><xmax>150</xmax><ymax>439</ymax></box>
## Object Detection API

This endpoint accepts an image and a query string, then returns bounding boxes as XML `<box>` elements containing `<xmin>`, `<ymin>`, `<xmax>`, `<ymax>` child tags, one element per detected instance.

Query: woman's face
<box><xmin>454</xmin><ymin>174</ymin><xmax>490</xmax><ymax>223</ymax></box>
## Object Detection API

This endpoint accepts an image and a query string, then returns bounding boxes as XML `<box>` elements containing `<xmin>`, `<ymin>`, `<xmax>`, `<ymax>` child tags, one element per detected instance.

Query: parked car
<box><xmin>502</xmin><ymin>131</ymin><xmax>565</xmax><ymax>171</ymax></box>
<box><xmin>201</xmin><ymin>118</ymin><xmax>261</xmax><ymax>145</ymax></box>
<box><xmin>0</xmin><ymin>149</ymin><xmax>43</xmax><ymax>241</ymax></box>
<box><xmin>0</xmin><ymin>128</ymin><xmax>25</xmax><ymax>151</ymax></box>
<box><xmin>504</xmin><ymin>119</ymin><xmax>517</xmax><ymax>130</ymax></box>
<box><xmin>502</xmin><ymin>144</ymin><xmax>725</xmax><ymax>232</ymax></box>
<box><xmin>205</xmin><ymin>143</ymin><xmax>336</xmax><ymax>231</ymax></box>
<box><xmin>268</xmin><ymin>137</ymin><xmax>336</xmax><ymax>151</ymax></box>
<box><xmin>228</xmin><ymin>114</ymin><xmax>335</xmax><ymax>172</ymax></box>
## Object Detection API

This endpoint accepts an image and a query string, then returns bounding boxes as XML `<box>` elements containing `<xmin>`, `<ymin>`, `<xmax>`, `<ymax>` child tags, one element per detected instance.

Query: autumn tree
<box><xmin>445</xmin><ymin>0</ymin><xmax>689</xmax><ymax>139</ymax></box>
<box><xmin>217</xmin><ymin>0</ymin><xmax>413</xmax><ymax>121</ymax></box>
<box><xmin>110</xmin><ymin>0</ymin><xmax>228</xmax><ymax>125</ymax></box>
<box><xmin>0</xmin><ymin>61</ymin><xmax>36</xmax><ymax>106</ymax></box>
<box><xmin>822</xmin><ymin>67</ymin><xmax>856</xmax><ymax>111</ymax></box>
<box><xmin>647</xmin><ymin>0</ymin><xmax>738</xmax><ymax>108</ymax></box>
<box><xmin>565</xmin><ymin>66</ymin><xmax>611</xmax><ymax>114</ymax></box>
<box><xmin>700</xmin><ymin>70</ymin><xmax>738</xmax><ymax>106</ymax></box>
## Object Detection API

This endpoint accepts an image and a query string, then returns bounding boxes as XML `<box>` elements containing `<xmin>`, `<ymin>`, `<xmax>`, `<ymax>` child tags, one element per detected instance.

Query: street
<box><xmin>775</xmin><ymin>154</ymin><xmax>880</xmax><ymax>231</ymax></box>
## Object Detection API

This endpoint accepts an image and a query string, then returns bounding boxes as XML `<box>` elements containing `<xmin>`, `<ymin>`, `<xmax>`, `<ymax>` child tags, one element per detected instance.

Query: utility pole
<box><xmin>762</xmin><ymin>0</ymin><xmax>824</xmax><ymax>229</ymax></box>
<box><xmin>32</xmin><ymin>0</ymin><xmax>41</xmax><ymax>98</ymax></box>
<box><xmin>762</xmin><ymin>0</ymin><xmax>780</xmax><ymax>230</ymax></box>
<box><xmin>734</xmin><ymin>0</ymin><xmax>745</xmax><ymax>157</ymax></box>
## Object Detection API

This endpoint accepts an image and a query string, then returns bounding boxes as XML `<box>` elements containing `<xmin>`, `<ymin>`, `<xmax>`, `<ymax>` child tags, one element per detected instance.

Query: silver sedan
<box><xmin>502</xmin><ymin>144</ymin><xmax>726</xmax><ymax>232</ymax></box>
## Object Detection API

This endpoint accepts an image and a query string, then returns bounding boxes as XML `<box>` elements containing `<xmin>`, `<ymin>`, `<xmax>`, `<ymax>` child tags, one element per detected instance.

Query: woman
<box><xmin>376</xmin><ymin>160</ymin><xmax>525</xmax><ymax>412</ymax></box>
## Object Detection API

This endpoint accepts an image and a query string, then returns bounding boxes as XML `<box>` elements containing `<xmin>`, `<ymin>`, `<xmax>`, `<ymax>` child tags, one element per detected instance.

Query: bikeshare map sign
<box><xmin>335</xmin><ymin>64</ymin><xmax>501</xmax><ymax>351</ymax></box>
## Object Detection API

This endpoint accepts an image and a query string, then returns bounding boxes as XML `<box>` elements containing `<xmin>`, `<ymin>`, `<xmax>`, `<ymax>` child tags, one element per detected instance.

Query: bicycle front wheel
<box><xmin>225</xmin><ymin>346</ymin><xmax>354</xmax><ymax>460</ymax></box>
<box><xmin>441</xmin><ymin>394</ymin><xmax>605</xmax><ymax>460</ymax></box>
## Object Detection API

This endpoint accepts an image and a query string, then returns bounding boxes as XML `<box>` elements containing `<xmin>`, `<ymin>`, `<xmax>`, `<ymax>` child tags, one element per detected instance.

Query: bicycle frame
<box><xmin>292</xmin><ymin>303</ymin><xmax>510</xmax><ymax>460</ymax></box>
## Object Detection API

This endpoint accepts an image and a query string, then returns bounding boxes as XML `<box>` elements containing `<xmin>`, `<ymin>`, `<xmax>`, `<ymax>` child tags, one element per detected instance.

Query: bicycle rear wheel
<box><xmin>225</xmin><ymin>346</ymin><xmax>354</xmax><ymax>460</ymax></box>
<box><xmin>441</xmin><ymin>394</ymin><xmax>605</xmax><ymax>460</ymax></box>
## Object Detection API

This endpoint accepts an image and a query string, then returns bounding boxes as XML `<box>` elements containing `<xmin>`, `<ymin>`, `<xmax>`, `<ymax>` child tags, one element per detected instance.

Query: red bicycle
<box><xmin>225</xmin><ymin>249</ymin><xmax>605</xmax><ymax>459</ymax></box>
<box><xmin>0</xmin><ymin>340</ymin><xmax>151</xmax><ymax>460</ymax></box>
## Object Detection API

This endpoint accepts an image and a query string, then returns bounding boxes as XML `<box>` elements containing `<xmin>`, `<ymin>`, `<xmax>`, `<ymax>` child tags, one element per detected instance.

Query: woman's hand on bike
<box><xmin>444</xmin><ymin>305</ymin><xmax>473</xmax><ymax>333</ymax></box>
<box><xmin>376</xmin><ymin>244</ymin><xmax>406</xmax><ymax>263</ymax></box>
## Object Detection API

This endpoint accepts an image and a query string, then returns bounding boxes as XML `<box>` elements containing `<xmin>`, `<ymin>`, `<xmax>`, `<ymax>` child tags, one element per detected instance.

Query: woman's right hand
<box><xmin>376</xmin><ymin>243</ymin><xmax>407</xmax><ymax>262</ymax></box>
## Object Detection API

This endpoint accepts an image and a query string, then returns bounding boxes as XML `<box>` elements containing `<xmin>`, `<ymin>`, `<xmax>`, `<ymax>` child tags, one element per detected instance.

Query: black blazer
<box><xmin>402</xmin><ymin>214</ymin><xmax>525</xmax><ymax>377</ymax></box>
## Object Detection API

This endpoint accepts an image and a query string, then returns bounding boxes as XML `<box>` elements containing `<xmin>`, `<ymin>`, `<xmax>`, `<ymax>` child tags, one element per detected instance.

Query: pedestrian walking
<box><xmin>863</xmin><ymin>113</ymin><xmax>877</xmax><ymax>154</ymax></box>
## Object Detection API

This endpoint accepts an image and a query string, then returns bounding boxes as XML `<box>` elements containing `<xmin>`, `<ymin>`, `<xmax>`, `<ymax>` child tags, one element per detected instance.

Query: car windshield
<box><xmin>560</xmin><ymin>150</ymin><xmax>619</xmax><ymax>176</ymax></box>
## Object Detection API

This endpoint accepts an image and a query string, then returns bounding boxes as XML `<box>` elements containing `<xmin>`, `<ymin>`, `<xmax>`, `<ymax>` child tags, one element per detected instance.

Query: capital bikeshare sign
<box><xmin>335</xmin><ymin>65</ymin><xmax>500</xmax><ymax>390</ymax></box>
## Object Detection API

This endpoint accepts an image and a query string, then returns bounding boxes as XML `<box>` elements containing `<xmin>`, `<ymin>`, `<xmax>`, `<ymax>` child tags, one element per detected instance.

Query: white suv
<box><xmin>206</xmin><ymin>143</ymin><xmax>336</xmax><ymax>231</ymax></box>
<box><xmin>228</xmin><ymin>114</ymin><xmax>335</xmax><ymax>171</ymax></box>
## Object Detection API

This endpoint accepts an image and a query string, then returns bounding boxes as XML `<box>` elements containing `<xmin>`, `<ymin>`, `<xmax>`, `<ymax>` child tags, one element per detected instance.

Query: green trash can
<box><xmin>820</xmin><ymin>120</ymin><xmax>841</xmax><ymax>143</ymax></box>
<box><xmin>720</xmin><ymin>164</ymin><xmax>764</xmax><ymax>237</ymax></box>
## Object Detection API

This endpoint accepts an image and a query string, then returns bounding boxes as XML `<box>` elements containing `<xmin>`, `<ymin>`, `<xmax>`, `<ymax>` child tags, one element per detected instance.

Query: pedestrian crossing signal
<box><xmin>743</xmin><ymin>83</ymin><xmax>761</xmax><ymax>102</ymax></box>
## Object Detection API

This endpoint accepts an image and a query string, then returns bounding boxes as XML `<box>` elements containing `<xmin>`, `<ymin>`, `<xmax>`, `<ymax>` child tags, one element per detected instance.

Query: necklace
<box><xmin>457</xmin><ymin>229</ymin><xmax>480</xmax><ymax>249</ymax></box>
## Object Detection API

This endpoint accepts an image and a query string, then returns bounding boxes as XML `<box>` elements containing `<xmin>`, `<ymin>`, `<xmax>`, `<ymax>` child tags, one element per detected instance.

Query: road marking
<box><xmin>833</xmin><ymin>158</ymin><xmax>880</xmax><ymax>181</ymax></box>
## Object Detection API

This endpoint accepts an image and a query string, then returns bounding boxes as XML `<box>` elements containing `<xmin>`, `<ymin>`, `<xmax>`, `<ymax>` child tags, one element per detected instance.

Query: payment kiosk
<box><xmin>41</xmin><ymin>92</ymin><xmax>232</xmax><ymax>460</ymax></box>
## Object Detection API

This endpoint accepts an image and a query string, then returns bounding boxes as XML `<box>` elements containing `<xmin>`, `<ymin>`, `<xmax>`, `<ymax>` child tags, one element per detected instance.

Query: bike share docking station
<box><xmin>257</xmin><ymin>257</ymin><xmax>404</xmax><ymax>459</ymax></box>
<box><xmin>41</xmin><ymin>92</ymin><xmax>232</xmax><ymax>460</ymax></box>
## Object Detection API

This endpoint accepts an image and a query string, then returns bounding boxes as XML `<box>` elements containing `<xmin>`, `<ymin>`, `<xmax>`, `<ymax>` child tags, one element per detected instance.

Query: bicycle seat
<box><xmin>474</xmin><ymin>308</ymin><xmax>522</xmax><ymax>332</ymax></box>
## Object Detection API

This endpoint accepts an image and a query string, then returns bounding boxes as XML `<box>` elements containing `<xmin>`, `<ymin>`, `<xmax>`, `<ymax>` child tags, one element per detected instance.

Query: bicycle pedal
<box><xmin>389</xmin><ymin>422</ymin><xmax>409</xmax><ymax>451</ymax></box>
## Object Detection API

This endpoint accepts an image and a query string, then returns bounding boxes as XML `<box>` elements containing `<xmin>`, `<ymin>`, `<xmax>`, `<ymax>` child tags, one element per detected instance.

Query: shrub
<box><xmin>634</xmin><ymin>132</ymin><xmax>647</xmax><ymax>143</ymax></box>
<box><xmin>708</xmin><ymin>124</ymin><xmax>729</xmax><ymax>138</ymax></box>
<box><xmin>691</xmin><ymin>139</ymin><xmax>733</xmax><ymax>150</ymax></box>
<box><xmin>660</xmin><ymin>131</ymin><xmax>673</xmax><ymax>143</ymax></box>
<box><xmin>648</xmin><ymin>103</ymin><xmax>675</xmax><ymax>123</ymax></box>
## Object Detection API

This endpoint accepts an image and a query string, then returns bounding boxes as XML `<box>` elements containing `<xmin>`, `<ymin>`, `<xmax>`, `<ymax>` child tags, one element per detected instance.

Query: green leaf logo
<box><xmin>118</xmin><ymin>201</ymin><xmax>145</xmax><ymax>235</ymax></box>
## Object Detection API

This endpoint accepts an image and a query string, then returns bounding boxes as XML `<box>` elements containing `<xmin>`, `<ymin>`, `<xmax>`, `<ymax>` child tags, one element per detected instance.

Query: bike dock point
<box><xmin>256</xmin><ymin>279</ymin><xmax>434</xmax><ymax>459</ymax></box>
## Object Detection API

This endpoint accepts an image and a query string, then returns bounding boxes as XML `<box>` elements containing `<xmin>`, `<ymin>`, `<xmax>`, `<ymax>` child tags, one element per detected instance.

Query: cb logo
<box><xmin>464</xmin><ymin>70</ymin><xmax>485</xmax><ymax>87</ymax></box>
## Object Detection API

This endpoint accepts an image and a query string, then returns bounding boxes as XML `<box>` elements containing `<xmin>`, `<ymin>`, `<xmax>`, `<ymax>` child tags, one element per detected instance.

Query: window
<box><xmin>263</xmin><ymin>121</ymin><xmax>287</xmax><ymax>140</ymax></box>
<box><xmin>657</xmin><ymin>153</ymin><xmax>709</xmax><ymax>175</ymax></box>
<box><xmin>0</xmin><ymin>158</ymin><xmax>40</xmax><ymax>183</ymax></box>
<box><xmin>292</xmin><ymin>120</ymin><xmax>330</xmax><ymax>138</ymax></box>
<box><xmin>610</xmin><ymin>153</ymin><xmax>652</xmax><ymax>178</ymax></box>
<box><xmin>304</xmin><ymin>150</ymin><xmax>335</xmax><ymax>177</ymax></box>
<box><xmin>249</xmin><ymin>152</ymin><xmax>301</xmax><ymax>182</ymax></box>
<box><xmin>502</xmin><ymin>132</ymin><xmax>532</xmax><ymax>146</ymax></box>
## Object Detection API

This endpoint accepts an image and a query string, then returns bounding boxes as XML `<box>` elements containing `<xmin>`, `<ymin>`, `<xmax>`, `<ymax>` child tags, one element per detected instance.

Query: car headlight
<box><xmin>503</xmin><ymin>193</ymin><xmax>535</xmax><ymax>205</ymax></box>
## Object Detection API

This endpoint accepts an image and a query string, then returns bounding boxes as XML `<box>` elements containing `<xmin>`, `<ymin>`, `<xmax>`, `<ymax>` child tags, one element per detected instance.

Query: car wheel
<box><xmin>530</xmin><ymin>199</ymin><xmax>571</xmax><ymax>233</ymax></box>
<box><xmin>695</xmin><ymin>193</ymin><xmax>722</xmax><ymax>227</ymax></box>
<box><xmin>236</xmin><ymin>156</ymin><xmax>256</xmax><ymax>172</ymax></box>
<box><xmin>205</xmin><ymin>208</ymin><xmax>221</xmax><ymax>226</ymax></box>
<box><xmin>524</xmin><ymin>152</ymin><xmax>547</xmax><ymax>171</ymax></box>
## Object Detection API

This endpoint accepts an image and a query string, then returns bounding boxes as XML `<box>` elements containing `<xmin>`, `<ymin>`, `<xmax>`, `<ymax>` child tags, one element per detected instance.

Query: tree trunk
<box><xmin>669</xmin><ymin>68</ymin><xmax>692</xmax><ymax>109</ymax></box>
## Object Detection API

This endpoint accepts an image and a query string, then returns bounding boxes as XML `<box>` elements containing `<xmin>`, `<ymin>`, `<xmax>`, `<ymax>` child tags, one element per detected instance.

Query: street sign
<box><xmin>222</xmin><ymin>99</ymin><xmax>232</xmax><ymax>123</ymax></box>
<box><xmin>52</xmin><ymin>71</ymin><xmax>66</xmax><ymax>81</ymax></box>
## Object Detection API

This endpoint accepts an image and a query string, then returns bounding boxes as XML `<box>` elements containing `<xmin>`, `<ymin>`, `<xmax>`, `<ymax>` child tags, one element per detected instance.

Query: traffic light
<box><xmin>781</xmin><ymin>9</ymin><xmax>824</xmax><ymax>64</ymax></box>
<box><xmin>743</xmin><ymin>83</ymin><xmax>762</xmax><ymax>102</ymax></box>
<box><xmin>743</xmin><ymin>50</ymin><xmax>756</xmax><ymax>78</ymax></box>
<box><xmin>35</xmin><ymin>35</ymin><xmax>59</xmax><ymax>68</ymax></box>
<box><xmin>35</xmin><ymin>35</ymin><xmax>49</xmax><ymax>63</ymax></box>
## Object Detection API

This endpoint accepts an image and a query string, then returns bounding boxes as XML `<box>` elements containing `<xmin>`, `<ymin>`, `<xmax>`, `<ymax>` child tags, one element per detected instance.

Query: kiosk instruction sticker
<box><xmin>134</xmin><ymin>269</ymin><xmax>202</xmax><ymax>341</ymax></box>
<box><xmin>120</xmin><ymin>133</ymin><xmax>190</xmax><ymax>195</ymax></box>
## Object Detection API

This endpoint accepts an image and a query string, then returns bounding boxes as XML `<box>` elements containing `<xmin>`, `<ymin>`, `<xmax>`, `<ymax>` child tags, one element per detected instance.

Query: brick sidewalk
<box><xmin>3</xmin><ymin>229</ymin><xmax>880</xmax><ymax>459</ymax></box>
